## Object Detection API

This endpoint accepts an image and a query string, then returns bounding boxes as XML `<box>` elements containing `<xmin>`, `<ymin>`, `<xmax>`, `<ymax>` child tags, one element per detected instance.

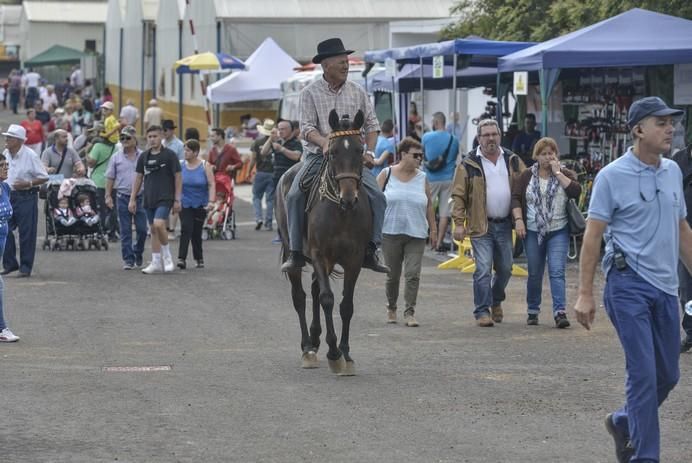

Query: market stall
<box><xmin>499</xmin><ymin>8</ymin><xmax>692</xmax><ymax>165</ymax></box>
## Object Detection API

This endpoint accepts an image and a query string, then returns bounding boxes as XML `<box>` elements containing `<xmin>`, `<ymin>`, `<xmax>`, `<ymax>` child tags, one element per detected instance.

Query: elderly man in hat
<box><xmin>575</xmin><ymin>97</ymin><xmax>692</xmax><ymax>463</ymax></box>
<box><xmin>281</xmin><ymin>37</ymin><xmax>388</xmax><ymax>273</ymax></box>
<box><xmin>250</xmin><ymin>119</ymin><xmax>275</xmax><ymax>231</ymax></box>
<box><xmin>1</xmin><ymin>124</ymin><xmax>48</xmax><ymax>277</ymax></box>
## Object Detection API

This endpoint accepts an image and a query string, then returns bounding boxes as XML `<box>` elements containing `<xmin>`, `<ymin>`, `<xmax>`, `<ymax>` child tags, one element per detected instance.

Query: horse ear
<box><xmin>353</xmin><ymin>110</ymin><xmax>364</xmax><ymax>130</ymax></box>
<box><xmin>329</xmin><ymin>110</ymin><xmax>340</xmax><ymax>131</ymax></box>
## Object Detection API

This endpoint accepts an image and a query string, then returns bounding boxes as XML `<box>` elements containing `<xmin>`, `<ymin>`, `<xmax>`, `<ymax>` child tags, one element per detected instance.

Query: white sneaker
<box><xmin>0</xmin><ymin>327</ymin><xmax>19</xmax><ymax>342</ymax></box>
<box><xmin>141</xmin><ymin>261</ymin><xmax>163</xmax><ymax>274</ymax></box>
<box><xmin>162</xmin><ymin>255</ymin><xmax>175</xmax><ymax>272</ymax></box>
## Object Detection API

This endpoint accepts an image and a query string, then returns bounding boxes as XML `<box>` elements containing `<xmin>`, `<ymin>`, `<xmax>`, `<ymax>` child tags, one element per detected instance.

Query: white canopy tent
<box><xmin>206</xmin><ymin>37</ymin><xmax>300</xmax><ymax>103</ymax></box>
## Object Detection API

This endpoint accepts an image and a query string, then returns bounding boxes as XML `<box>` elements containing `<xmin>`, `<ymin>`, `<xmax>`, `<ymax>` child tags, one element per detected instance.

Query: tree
<box><xmin>443</xmin><ymin>0</ymin><xmax>692</xmax><ymax>42</ymax></box>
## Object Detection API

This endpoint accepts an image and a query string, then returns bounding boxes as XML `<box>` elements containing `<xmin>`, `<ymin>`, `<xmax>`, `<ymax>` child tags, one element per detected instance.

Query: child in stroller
<box><xmin>74</xmin><ymin>192</ymin><xmax>99</xmax><ymax>227</ymax></box>
<box><xmin>43</xmin><ymin>178</ymin><xmax>109</xmax><ymax>251</ymax></box>
<box><xmin>202</xmin><ymin>172</ymin><xmax>236</xmax><ymax>240</ymax></box>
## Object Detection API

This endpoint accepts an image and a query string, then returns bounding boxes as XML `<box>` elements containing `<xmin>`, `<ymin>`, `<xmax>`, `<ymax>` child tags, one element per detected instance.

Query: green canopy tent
<box><xmin>24</xmin><ymin>45</ymin><xmax>88</xmax><ymax>67</ymax></box>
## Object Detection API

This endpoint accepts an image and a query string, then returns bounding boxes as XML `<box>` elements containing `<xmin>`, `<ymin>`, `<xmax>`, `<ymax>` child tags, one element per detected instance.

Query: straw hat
<box><xmin>257</xmin><ymin>119</ymin><xmax>276</xmax><ymax>136</ymax></box>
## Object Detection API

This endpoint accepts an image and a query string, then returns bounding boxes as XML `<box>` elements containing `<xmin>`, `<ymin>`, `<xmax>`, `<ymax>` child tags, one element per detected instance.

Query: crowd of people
<box><xmin>1</xmin><ymin>38</ymin><xmax>692</xmax><ymax>463</ymax></box>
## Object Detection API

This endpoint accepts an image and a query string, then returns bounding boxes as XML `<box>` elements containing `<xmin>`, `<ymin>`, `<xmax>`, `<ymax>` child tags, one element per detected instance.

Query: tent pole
<box><xmin>452</xmin><ymin>53</ymin><xmax>458</xmax><ymax>139</ymax></box>
<box><xmin>140</xmin><ymin>22</ymin><xmax>146</xmax><ymax>135</ymax></box>
<box><xmin>541</xmin><ymin>69</ymin><xmax>548</xmax><ymax>137</ymax></box>
<box><xmin>419</xmin><ymin>57</ymin><xmax>424</xmax><ymax>127</ymax></box>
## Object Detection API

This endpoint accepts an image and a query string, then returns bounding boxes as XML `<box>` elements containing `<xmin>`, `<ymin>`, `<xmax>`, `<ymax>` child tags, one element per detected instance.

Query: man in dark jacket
<box><xmin>673</xmin><ymin>143</ymin><xmax>692</xmax><ymax>352</ymax></box>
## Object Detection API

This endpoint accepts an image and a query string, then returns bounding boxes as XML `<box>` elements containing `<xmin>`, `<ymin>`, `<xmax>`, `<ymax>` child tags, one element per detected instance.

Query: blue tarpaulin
<box><xmin>498</xmin><ymin>8</ymin><xmax>692</xmax><ymax>72</ymax></box>
<box><xmin>498</xmin><ymin>8</ymin><xmax>692</xmax><ymax>136</ymax></box>
<box><xmin>365</xmin><ymin>38</ymin><xmax>535</xmax><ymax>65</ymax></box>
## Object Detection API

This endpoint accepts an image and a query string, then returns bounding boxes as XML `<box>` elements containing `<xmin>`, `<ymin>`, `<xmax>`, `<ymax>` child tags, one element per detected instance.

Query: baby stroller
<box><xmin>202</xmin><ymin>172</ymin><xmax>236</xmax><ymax>240</ymax></box>
<box><xmin>43</xmin><ymin>178</ymin><xmax>109</xmax><ymax>251</ymax></box>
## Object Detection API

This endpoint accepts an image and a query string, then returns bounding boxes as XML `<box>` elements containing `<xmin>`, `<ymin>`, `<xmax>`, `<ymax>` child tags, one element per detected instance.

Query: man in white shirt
<box><xmin>23</xmin><ymin>69</ymin><xmax>41</xmax><ymax>109</ymax></box>
<box><xmin>119</xmin><ymin>99</ymin><xmax>139</xmax><ymax>127</ymax></box>
<box><xmin>70</xmin><ymin>66</ymin><xmax>84</xmax><ymax>88</ymax></box>
<box><xmin>1</xmin><ymin>125</ymin><xmax>48</xmax><ymax>277</ymax></box>
<box><xmin>143</xmin><ymin>99</ymin><xmax>163</xmax><ymax>131</ymax></box>
<box><xmin>451</xmin><ymin>119</ymin><xmax>526</xmax><ymax>327</ymax></box>
<box><xmin>42</xmin><ymin>85</ymin><xmax>59</xmax><ymax>112</ymax></box>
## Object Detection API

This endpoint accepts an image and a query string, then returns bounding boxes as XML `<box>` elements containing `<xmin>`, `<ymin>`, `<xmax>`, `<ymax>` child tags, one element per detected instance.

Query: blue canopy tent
<box><xmin>364</xmin><ymin>38</ymin><xmax>534</xmax><ymax>139</ymax></box>
<box><xmin>498</xmin><ymin>8</ymin><xmax>692</xmax><ymax>135</ymax></box>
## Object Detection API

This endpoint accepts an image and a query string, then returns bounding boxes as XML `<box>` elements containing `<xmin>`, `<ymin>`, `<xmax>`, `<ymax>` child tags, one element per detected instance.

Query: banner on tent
<box><xmin>514</xmin><ymin>72</ymin><xmax>528</xmax><ymax>95</ymax></box>
<box><xmin>432</xmin><ymin>56</ymin><xmax>444</xmax><ymax>79</ymax></box>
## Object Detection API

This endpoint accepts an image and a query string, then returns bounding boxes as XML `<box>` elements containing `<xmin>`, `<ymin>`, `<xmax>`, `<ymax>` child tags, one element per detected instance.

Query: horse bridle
<box><xmin>327</xmin><ymin>129</ymin><xmax>363</xmax><ymax>186</ymax></box>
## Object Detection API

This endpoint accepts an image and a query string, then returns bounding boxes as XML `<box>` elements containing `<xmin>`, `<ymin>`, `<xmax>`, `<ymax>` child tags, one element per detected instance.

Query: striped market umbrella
<box><xmin>174</xmin><ymin>52</ymin><xmax>246</xmax><ymax>74</ymax></box>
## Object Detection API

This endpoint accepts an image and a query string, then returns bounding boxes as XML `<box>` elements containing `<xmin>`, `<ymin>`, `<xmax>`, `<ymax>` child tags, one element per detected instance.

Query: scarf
<box><xmin>526</xmin><ymin>163</ymin><xmax>560</xmax><ymax>245</ymax></box>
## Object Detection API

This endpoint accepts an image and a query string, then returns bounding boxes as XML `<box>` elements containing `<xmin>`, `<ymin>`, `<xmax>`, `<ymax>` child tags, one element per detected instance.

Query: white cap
<box><xmin>2</xmin><ymin>124</ymin><xmax>26</xmax><ymax>141</ymax></box>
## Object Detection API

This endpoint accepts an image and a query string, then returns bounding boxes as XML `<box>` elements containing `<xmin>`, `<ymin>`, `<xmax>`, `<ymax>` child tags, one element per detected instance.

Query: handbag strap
<box><xmin>53</xmin><ymin>145</ymin><xmax>68</xmax><ymax>174</ymax></box>
<box><xmin>382</xmin><ymin>167</ymin><xmax>392</xmax><ymax>192</ymax></box>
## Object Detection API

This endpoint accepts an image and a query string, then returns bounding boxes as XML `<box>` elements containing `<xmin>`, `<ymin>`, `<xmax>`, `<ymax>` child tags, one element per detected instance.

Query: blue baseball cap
<box><xmin>627</xmin><ymin>96</ymin><xmax>683</xmax><ymax>129</ymax></box>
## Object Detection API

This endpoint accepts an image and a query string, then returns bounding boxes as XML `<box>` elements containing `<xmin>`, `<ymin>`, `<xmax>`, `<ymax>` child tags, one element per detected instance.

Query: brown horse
<box><xmin>275</xmin><ymin>109</ymin><xmax>371</xmax><ymax>376</ymax></box>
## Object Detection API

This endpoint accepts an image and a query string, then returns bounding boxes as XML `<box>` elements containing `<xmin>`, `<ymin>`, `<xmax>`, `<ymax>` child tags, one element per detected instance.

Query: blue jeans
<box><xmin>252</xmin><ymin>171</ymin><xmax>274</xmax><ymax>227</ymax></box>
<box><xmin>524</xmin><ymin>226</ymin><xmax>569</xmax><ymax>315</ymax></box>
<box><xmin>470</xmin><ymin>220</ymin><xmax>513</xmax><ymax>318</ymax></box>
<box><xmin>604</xmin><ymin>266</ymin><xmax>679</xmax><ymax>462</ymax></box>
<box><xmin>0</xmin><ymin>239</ymin><xmax>6</xmax><ymax>331</ymax></box>
<box><xmin>117</xmin><ymin>194</ymin><xmax>147</xmax><ymax>265</ymax></box>
<box><xmin>3</xmin><ymin>190</ymin><xmax>38</xmax><ymax>275</ymax></box>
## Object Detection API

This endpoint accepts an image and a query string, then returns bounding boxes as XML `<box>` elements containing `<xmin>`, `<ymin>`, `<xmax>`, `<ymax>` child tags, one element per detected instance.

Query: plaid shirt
<box><xmin>299</xmin><ymin>78</ymin><xmax>380</xmax><ymax>155</ymax></box>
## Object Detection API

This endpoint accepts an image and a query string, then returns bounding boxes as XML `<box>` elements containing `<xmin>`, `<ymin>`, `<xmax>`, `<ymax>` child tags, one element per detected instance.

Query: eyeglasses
<box><xmin>408</xmin><ymin>151</ymin><xmax>424</xmax><ymax>159</ymax></box>
<box><xmin>119</xmin><ymin>136</ymin><xmax>132</xmax><ymax>141</ymax></box>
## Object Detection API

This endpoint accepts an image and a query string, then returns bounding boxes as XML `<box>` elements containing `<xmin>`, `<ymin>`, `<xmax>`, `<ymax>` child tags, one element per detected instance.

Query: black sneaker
<box><xmin>554</xmin><ymin>312</ymin><xmax>571</xmax><ymax>329</ymax></box>
<box><xmin>281</xmin><ymin>251</ymin><xmax>305</xmax><ymax>272</ymax></box>
<box><xmin>255</xmin><ymin>221</ymin><xmax>263</xmax><ymax>231</ymax></box>
<box><xmin>605</xmin><ymin>413</ymin><xmax>634</xmax><ymax>463</ymax></box>
<box><xmin>177</xmin><ymin>259</ymin><xmax>186</xmax><ymax>270</ymax></box>
<box><xmin>681</xmin><ymin>335</ymin><xmax>692</xmax><ymax>354</ymax></box>
<box><xmin>363</xmin><ymin>244</ymin><xmax>389</xmax><ymax>273</ymax></box>
<box><xmin>195</xmin><ymin>260</ymin><xmax>204</xmax><ymax>269</ymax></box>
<box><xmin>527</xmin><ymin>314</ymin><xmax>539</xmax><ymax>326</ymax></box>
<box><xmin>135</xmin><ymin>256</ymin><xmax>143</xmax><ymax>268</ymax></box>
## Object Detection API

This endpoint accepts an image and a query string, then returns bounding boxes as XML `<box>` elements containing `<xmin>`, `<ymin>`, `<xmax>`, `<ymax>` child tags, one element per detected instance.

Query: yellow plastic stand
<box><xmin>437</xmin><ymin>222</ymin><xmax>474</xmax><ymax>269</ymax></box>
<box><xmin>437</xmin><ymin>225</ymin><xmax>527</xmax><ymax>277</ymax></box>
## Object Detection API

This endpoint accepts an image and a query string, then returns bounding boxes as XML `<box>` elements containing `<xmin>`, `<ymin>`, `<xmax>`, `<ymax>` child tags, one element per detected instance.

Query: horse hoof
<box><xmin>328</xmin><ymin>355</ymin><xmax>346</xmax><ymax>374</ymax></box>
<box><xmin>301</xmin><ymin>351</ymin><xmax>319</xmax><ymax>369</ymax></box>
<box><xmin>337</xmin><ymin>360</ymin><xmax>356</xmax><ymax>376</ymax></box>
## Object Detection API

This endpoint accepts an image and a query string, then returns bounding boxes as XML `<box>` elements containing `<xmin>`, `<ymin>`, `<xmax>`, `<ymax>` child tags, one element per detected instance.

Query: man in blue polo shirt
<box><xmin>575</xmin><ymin>97</ymin><xmax>692</xmax><ymax>463</ymax></box>
<box><xmin>423</xmin><ymin>111</ymin><xmax>459</xmax><ymax>250</ymax></box>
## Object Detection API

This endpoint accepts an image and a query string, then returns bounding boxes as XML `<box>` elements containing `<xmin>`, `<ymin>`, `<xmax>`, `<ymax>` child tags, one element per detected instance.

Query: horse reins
<box><xmin>319</xmin><ymin>129</ymin><xmax>363</xmax><ymax>205</ymax></box>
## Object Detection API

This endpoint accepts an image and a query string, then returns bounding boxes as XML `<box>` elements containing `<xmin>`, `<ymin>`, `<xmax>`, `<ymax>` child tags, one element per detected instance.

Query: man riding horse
<box><xmin>281</xmin><ymin>38</ymin><xmax>389</xmax><ymax>274</ymax></box>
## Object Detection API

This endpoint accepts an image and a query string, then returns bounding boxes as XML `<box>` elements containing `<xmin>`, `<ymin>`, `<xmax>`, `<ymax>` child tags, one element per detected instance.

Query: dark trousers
<box><xmin>3</xmin><ymin>190</ymin><xmax>39</xmax><ymax>274</ymax></box>
<box><xmin>680</xmin><ymin>263</ymin><xmax>692</xmax><ymax>337</ymax></box>
<box><xmin>116</xmin><ymin>194</ymin><xmax>147</xmax><ymax>265</ymax></box>
<box><xmin>9</xmin><ymin>88</ymin><xmax>19</xmax><ymax>114</ymax></box>
<box><xmin>25</xmin><ymin>87</ymin><xmax>38</xmax><ymax>109</ymax></box>
<box><xmin>178</xmin><ymin>207</ymin><xmax>206</xmax><ymax>261</ymax></box>
<box><xmin>96</xmin><ymin>187</ymin><xmax>118</xmax><ymax>238</ymax></box>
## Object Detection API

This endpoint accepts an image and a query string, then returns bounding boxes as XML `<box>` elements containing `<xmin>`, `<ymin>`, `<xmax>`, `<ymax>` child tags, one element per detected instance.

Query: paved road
<box><xmin>1</xmin><ymin>110</ymin><xmax>690</xmax><ymax>462</ymax></box>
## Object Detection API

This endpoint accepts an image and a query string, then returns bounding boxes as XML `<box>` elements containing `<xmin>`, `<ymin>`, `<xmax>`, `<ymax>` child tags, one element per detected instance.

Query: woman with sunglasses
<box><xmin>177</xmin><ymin>140</ymin><xmax>215</xmax><ymax>269</ymax></box>
<box><xmin>0</xmin><ymin>155</ymin><xmax>19</xmax><ymax>341</ymax></box>
<box><xmin>376</xmin><ymin>137</ymin><xmax>436</xmax><ymax>327</ymax></box>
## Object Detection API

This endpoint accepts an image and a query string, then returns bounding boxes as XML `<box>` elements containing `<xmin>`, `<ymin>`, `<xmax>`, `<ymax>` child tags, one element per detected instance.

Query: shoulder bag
<box><xmin>425</xmin><ymin>134</ymin><xmax>455</xmax><ymax>172</ymax></box>
<box><xmin>566</xmin><ymin>198</ymin><xmax>586</xmax><ymax>235</ymax></box>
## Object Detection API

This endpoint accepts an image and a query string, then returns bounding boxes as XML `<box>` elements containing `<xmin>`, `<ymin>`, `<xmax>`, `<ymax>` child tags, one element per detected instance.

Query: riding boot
<box><xmin>281</xmin><ymin>251</ymin><xmax>306</xmax><ymax>272</ymax></box>
<box><xmin>363</xmin><ymin>242</ymin><xmax>390</xmax><ymax>273</ymax></box>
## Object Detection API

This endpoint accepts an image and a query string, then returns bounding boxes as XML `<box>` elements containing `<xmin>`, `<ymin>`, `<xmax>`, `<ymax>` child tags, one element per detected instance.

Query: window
<box><xmin>85</xmin><ymin>40</ymin><xmax>96</xmax><ymax>53</ymax></box>
<box><xmin>144</xmin><ymin>23</ymin><xmax>155</xmax><ymax>57</ymax></box>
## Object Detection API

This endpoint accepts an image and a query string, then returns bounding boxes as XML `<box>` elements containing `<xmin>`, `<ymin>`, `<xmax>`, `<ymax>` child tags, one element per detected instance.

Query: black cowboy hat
<box><xmin>312</xmin><ymin>38</ymin><xmax>354</xmax><ymax>64</ymax></box>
